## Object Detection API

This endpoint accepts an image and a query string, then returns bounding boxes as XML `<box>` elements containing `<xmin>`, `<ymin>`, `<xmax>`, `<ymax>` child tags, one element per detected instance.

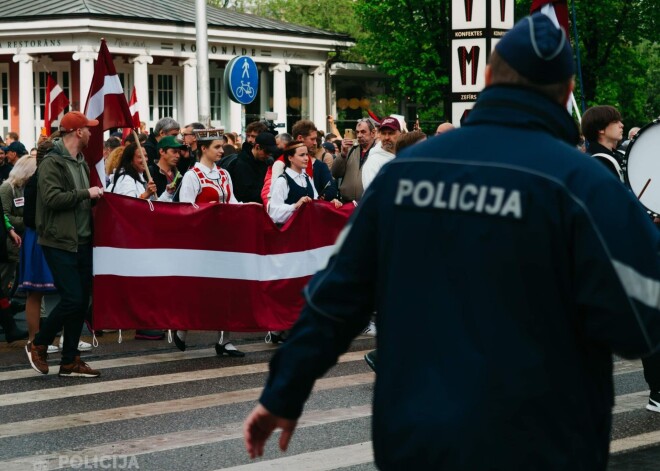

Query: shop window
<box><xmin>210</xmin><ymin>74</ymin><xmax>222</xmax><ymax>121</ymax></box>
<box><xmin>149</xmin><ymin>73</ymin><xmax>177</xmax><ymax>122</ymax></box>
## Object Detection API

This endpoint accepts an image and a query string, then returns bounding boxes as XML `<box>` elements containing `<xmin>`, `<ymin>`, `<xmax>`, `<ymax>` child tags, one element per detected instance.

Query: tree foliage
<box><xmin>566</xmin><ymin>0</ymin><xmax>659</xmax><ymax>126</ymax></box>
<box><xmin>353</xmin><ymin>0</ymin><xmax>451</xmax><ymax>115</ymax></box>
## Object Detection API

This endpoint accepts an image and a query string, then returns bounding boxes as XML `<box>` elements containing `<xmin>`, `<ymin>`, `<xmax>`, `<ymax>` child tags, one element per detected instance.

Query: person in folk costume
<box><xmin>174</xmin><ymin>128</ymin><xmax>244</xmax><ymax>357</ymax></box>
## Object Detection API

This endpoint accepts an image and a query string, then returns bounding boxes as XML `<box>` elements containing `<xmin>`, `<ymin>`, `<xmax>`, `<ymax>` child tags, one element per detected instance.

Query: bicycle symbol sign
<box><xmin>225</xmin><ymin>56</ymin><xmax>258</xmax><ymax>105</ymax></box>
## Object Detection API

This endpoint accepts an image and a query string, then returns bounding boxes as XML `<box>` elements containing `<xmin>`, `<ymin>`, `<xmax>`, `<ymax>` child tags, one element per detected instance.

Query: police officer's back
<box><xmin>244</xmin><ymin>14</ymin><xmax>660</xmax><ymax>470</ymax></box>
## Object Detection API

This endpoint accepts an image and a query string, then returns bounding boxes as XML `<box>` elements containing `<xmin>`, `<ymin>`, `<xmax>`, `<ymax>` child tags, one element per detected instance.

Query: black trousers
<box><xmin>643</xmin><ymin>349</ymin><xmax>660</xmax><ymax>391</ymax></box>
<box><xmin>35</xmin><ymin>244</ymin><xmax>92</xmax><ymax>365</ymax></box>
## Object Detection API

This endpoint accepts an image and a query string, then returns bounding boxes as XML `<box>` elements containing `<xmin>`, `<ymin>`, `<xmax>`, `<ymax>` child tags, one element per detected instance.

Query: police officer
<box><xmin>244</xmin><ymin>14</ymin><xmax>660</xmax><ymax>470</ymax></box>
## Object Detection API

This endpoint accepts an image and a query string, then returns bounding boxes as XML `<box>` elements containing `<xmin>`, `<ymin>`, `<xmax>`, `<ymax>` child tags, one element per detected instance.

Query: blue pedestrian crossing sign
<box><xmin>225</xmin><ymin>56</ymin><xmax>258</xmax><ymax>105</ymax></box>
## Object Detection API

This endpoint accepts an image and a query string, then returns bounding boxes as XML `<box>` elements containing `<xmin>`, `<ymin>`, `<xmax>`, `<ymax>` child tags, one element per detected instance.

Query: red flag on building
<box><xmin>83</xmin><ymin>39</ymin><xmax>134</xmax><ymax>187</ymax></box>
<box><xmin>44</xmin><ymin>74</ymin><xmax>69</xmax><ymax>136</ymax></box>
<box><xmin>121</xmin><ymin>86</ymin><xmax>141</xmax><ymax>142</ymax></box>
<box><xmin>530</xmin><ymin>0</ymin><xmax>569</xmax><ymax>36</ymax></box>
<box><xmin>92</xmin><ymin>194</ymin><xmax>355</xmax><ymax>331</ymax></box>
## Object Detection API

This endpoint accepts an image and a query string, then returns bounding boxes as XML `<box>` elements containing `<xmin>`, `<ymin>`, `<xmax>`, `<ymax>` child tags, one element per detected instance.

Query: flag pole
<box><xmin>570</xmin><ymin>0</ymin><xmax>586</xmax><ymax>114</ymax></box>
<box><xmin>570</xmin><ymin>93</ymin><xmax>581</xmax><ymax>122</ymax></box>
<box><xmin>132</xmin><ymin>130</ymin><xmax>152</xmax><ymax>181</ymax></box>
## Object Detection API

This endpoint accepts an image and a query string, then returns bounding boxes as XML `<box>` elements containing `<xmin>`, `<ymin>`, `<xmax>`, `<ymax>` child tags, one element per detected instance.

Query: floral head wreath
<box><xmin>193</xmin><ymin>128</ymin><xmax>224</xmax><ymax>142</ymax></box>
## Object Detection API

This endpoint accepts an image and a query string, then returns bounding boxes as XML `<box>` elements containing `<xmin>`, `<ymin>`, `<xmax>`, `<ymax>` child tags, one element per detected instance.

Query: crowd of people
<box><xmin>2</xmin><ymin>106</ymin><xmax>431</xmax><ymax>376</ymax></box>
<box><xmin>0</xmin><ymin>83</ymin><xmax>649</xmax><ymax>378</ymax></box>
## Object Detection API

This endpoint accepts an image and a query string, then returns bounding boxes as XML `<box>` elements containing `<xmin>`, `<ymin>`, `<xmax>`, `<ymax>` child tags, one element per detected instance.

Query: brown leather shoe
<box><xmin>58</xmin><ymin>356</ymin><xmax>101</xmax><ymax>378</ymax></box>
<box><xmin>26</xmin><ymin>342</ymin><xmax>48</xmax><ymax>375</ymax></box>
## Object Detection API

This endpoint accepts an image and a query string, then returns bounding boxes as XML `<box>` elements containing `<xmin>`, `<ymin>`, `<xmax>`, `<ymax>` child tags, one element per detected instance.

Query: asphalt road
<box><xmin>1</xmin><ymin>298</ymin><xmax>660</xmax><ymax>470</ymax></box>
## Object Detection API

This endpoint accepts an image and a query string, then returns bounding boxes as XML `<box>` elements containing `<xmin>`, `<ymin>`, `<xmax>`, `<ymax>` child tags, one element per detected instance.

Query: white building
<box><xmin>0</xmin><ymin>0</ymin><xmax>362</xmax><ymax>148</ymax></box>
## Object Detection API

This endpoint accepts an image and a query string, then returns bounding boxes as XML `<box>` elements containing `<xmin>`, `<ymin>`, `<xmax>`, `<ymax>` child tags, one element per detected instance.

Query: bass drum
<box><xmin>623</xmin><ymin>119</ymin><xmax>660</xmax><ymax>215</ymax></box>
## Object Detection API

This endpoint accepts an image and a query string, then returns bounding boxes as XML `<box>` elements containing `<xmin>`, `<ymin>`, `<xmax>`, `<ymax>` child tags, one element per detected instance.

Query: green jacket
<box><xmin>0</xmin><ymin>182</ymin><xmax>24</xmax><ymax>262</ymax></box>
<box><xmin>36</xmin><ymin>139</ymin><xmax>92</xmax><ymax>252</ymax></box>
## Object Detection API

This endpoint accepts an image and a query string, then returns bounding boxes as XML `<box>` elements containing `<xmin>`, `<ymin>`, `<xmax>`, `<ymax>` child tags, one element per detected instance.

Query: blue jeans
<box><xmin>35</xmin><ymin>244</ymin><xmax>92</xmax><ymax>365</ymax></box>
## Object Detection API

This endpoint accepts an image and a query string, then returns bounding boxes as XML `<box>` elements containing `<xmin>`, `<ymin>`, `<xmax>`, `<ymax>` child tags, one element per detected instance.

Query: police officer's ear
<box><xmin>485</xmin><ymin>64</ymin><xmax>493</xmax><ymax>87</ymax></box>
<box><xmin>562</xmin><ymin>79</ymin><xmax>575</xmax><ymax>107</ymax></box>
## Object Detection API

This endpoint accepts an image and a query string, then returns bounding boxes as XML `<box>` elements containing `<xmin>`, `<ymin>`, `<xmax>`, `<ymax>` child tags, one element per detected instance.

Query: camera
<box><xmin>263</xmin><ymin>111</ymin><xmax>285</xmax><ymax>135</ymax></box>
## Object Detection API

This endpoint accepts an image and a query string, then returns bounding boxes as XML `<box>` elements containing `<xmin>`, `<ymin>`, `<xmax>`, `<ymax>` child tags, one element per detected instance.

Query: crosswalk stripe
<box><xmin>220</xmin><ymin>442</ymin><xmax>374</xmax><ymax>471</ymax></box>
<box><xmin>613</xmin><ymin>390</ymin><xmax>649</xmax><ymax>415</ymax></box>
<box><xmin>613</xmin><ymin>359</ymin><xmax>642</xmax><ymax>376</ymax></box>
<box><xmin>610</xmin><ymin>430</ymin><xmax>660</xmax><ymax>454</ymax></box>
<box><xmin>0</xmin><ymin>350</ymin><xmax>371</xmax><ymax>407</ymax></box>
<box><xmin>0</xmin><ymin>342</ymin><xmax>280</xmax><ymax>382</ymax></box>
<box><xmin>2</xmin><ymin>405</ymin><xmax>372</xmax><ymax>471</ymax></box>
<box><xmin>0</xmin><ymin>372</ymin><xmax>374</xmax><ymax>439</ymax></box>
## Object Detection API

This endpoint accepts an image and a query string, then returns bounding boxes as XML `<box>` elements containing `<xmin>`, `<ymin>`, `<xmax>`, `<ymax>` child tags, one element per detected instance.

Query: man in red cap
<box><xmin>26</xmin><ymin>111</ymin><xmax>104</xmax><ymax>378</ymax></box>
<box><xmin>361</xmin><ymin>116</ymin><xmax>402</xmax><ymax>191</ymax></box>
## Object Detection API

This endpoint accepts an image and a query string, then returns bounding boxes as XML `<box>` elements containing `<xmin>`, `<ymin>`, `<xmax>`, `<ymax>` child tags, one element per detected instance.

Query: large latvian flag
<box><xmin>121</xmin><ymin>86</ymin><xmax>140</xmax><ymax>142</ymax></box>
<box><xmin>44</xmin><ymin>74</ymin><xmax>69</xmax><ymax>136</ymax></box>
<box><xmin>83</xmin><ymin>39</ymin><xmax>134</xmax><ymax>187</ymax></box>
<box><xmin>92</xmin><ymin>194</ymin><xmax>355</xmax><ymax>331</ymax></box>
<box><xmin>530</xmin><ymin>0</ymin><xmax>569</xmax><ymax>35</ymax></box>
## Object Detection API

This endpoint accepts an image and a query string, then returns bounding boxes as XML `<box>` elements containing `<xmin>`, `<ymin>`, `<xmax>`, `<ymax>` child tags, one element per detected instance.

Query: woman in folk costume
<box><xmin>174</xmin><ymin>129</ymin><xmax>244</xmax><ymax>357</ymax></box>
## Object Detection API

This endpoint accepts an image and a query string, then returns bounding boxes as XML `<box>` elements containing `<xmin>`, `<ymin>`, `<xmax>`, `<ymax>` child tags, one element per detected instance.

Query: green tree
<box><xmin>224</xmin><ymin>0</ymin><xmax>364</xmax><ymax>60</ymax></box>
<box><xmin>353</xmin><ymin>0</ymin><xmax>451</xmax><ymax>118</ymax></box>
<box><xmin>514</xmin><ymin>0</ymin><xmax>658</xmax><ymax>126</ymax></box>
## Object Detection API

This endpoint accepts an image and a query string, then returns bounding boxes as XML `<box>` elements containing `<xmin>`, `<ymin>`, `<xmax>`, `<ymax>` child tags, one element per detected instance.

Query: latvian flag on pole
<box><xmin>44</xmin><ymin>74</ymin><xmax>69</xmax><ymax>136</ymax></box>
<box><xmin>530</xmin><ymin>0</ymin><xmax>569</xmax><ymax>36</ymax></box>
<box><xmin>83</xmin><ymin>39</ymin><xmax>134</xmax><ymax>188</ymax></box>
<box><xmin>121</xmin><ymin>86</ymin><xmax>140</xmax><ymax>142</ymax></box>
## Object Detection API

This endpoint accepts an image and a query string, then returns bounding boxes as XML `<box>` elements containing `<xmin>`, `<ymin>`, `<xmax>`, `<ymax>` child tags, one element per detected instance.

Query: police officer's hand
<box><xmin>244</xmin><ymin>403</ymin><xmax>297</xmax><ymax>459</ymax></box>
<box><xmin>295</xmin><ymin>196</ymin><xmax>312</xmax><ymax>209</ymax></box>
<box><xmin>88</xmin><ymin>186</ymin><xmax>104</xmax><ymax>199</ymax></box>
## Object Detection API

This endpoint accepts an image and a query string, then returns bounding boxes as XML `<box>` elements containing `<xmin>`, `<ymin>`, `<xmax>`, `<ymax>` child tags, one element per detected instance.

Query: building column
<box><xmin>259</xmin><ymin>67</ymin><xmax>269</xmax><ymax>113</ymax></box>
<box><xmin>129</xmin><ymin>53</ymin><xmax>153</xmax><ymax>124</ymax></box>
<box><xmin>179</xmin><ymin>58</ymin><xmax>198</xmax><ymax>126</ymax></box>
<box><xmin>269</xmin><ymin>63</ymin><xmax>290</xmax><ymax>133</ymax></box>
<box><xmin>229</xmin><ymin>100</ymin><xmax>242</xmax><ymax>135</ymax></box>
<box><xmin>12</xmin><ymin>53</ymin><xmax>37</xmax><ymax>149</ymax></box>
<box><xmin>72</xmin><ymin>48</ymin><xmax>96</xmax><ymax>111</ymax></box>
<box><xmin>311</xmin><ymin>65</ymin><xmax>327</xmax><ymax>131</ymax></box>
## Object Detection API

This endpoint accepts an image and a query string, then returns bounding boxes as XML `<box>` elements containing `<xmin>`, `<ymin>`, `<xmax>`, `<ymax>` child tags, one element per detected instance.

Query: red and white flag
<box><xmin>83</xmin><ymin>39</ymin><xmax>134</xmax><ymax>187</ymax></box>
<box><xmin>122</xmin><ymin>86</ymin><xmax>141</xmax><ymax>142</ymax></box>
<box><xmin>44</xmin><ymin>74</ymin><xmax>69</xmax><ymax>136</ymax></box>
<box><xmin>92</xmin><ymin>195</ymin><xmax>355</xmax><ymax>331</ymax></box>
<box><xmin>530</xmin><ymin>0</ymin><xmax>569</xmax><ymax>36</ymax></box>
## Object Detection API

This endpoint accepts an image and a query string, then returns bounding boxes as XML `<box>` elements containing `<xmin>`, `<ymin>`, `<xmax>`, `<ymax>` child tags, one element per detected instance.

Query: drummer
<box><xmin>581</xmin><ymin>105</ymin><xmax>624</xmax><ymax>180</ymax></box>
<box><xmin>583</xmin><ymin>106</ymin><xmax>660</xmax><ymax>416</ymax></box>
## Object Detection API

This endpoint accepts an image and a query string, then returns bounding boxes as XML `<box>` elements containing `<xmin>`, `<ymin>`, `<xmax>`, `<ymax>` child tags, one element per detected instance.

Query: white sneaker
<box><xmin>361</xmin><ymin>321</ymin><xmax>377</xmax><ymax>337</ymax></box>
<box><xmin>47</xmin><ymin>345</ymin><xmax>59</xmax><ymax>354</ymax></box>
<box><xmin>59</xmin><ymin>336</ymin><xmax>93</xmax><ymax>352</ymax></box>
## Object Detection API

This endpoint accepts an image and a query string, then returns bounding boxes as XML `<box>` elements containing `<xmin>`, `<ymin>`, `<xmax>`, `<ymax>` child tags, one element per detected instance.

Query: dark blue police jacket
<box><xmin>259</xmin><ymin>85</ymin><xmax>660</xmax><ymax>470</ymax></box>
